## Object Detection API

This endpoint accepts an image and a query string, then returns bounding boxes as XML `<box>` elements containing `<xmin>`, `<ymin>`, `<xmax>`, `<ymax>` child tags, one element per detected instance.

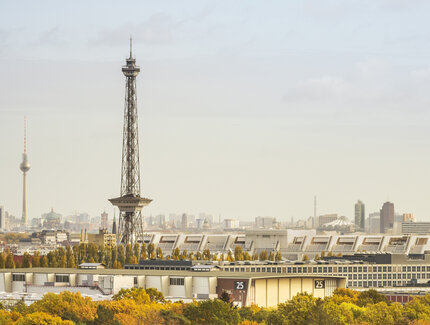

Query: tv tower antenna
<box><xmin>109</xmin><ymin>38</ymin><xmax>152</xmax><ymax>246</ymax></box>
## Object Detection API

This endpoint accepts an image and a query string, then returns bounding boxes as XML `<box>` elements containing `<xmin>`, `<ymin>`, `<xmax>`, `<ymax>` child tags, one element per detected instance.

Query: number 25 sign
<box><xmin>314</xmin><ymin>280</ymin><xmax>325</xmax><ymax>289</ymax></box>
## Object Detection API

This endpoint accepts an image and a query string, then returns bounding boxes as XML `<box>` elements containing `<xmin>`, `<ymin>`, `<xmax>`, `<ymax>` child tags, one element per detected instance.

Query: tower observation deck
<box><xmin>109</xmin><ymin>39</ymin><xmax>151</xmax><ymax>246</ymax></box>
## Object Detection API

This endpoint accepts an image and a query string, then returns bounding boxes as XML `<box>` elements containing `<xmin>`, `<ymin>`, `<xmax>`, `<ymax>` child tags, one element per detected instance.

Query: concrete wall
<box><xmin>146</xmin><ymin>275</ymin><xmax>162</xmax><ymax>292</ymax></box>
<box><xmin>252</xmin><ymin>277</ymin><xmax>343</xmax><ymax>307</ymax></box>
<box><xmin>34</xmin><ymin>273</ymin><xmax>48</xmax><ymax>285</ymax></box>
<box><xmin>112</xmin><ymin>276</ymin><xmax>135</xmax><ymax>294</ymax></box>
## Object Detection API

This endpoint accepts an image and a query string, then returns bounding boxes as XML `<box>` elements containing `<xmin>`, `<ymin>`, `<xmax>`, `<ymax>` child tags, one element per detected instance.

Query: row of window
<box><xmin>126</xmin><ymin>266</ymin><xmax>190</xmax><ymax>271</ymax></box>
<box><xmin>55</xmin><ymin>275</ymin><xmax>70</xmax><ymax>283</ymax></box>
<box><xmin>346</xmin><ymin>273</ymin><xmax>429</xmax><ymax>280</ymax></box>
<box><xmin>223</xmin><ymin>265</ymin><xmax>430</xmax><ymax>274</ymax></box>
<box><xmin>12</xmin><ymin>274</ymin><xmax>70</xmax><ymax>283</ymax></box>
<box><xmin>348</xmin><ymin>281</ymin><xmax>409</xmax><ymax>288</ymax></box>
<box><xmin>170</xmin><ymin>277</ymin><xmax>185</xmax><ymax>286</ymax></box>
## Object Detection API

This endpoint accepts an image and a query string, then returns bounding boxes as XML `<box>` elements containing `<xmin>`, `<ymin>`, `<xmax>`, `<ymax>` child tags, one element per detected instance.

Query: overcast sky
<box><xmin>2</xmin><ymin>0</ymin><xmax>430</xmax><ymax>222</ymax></box>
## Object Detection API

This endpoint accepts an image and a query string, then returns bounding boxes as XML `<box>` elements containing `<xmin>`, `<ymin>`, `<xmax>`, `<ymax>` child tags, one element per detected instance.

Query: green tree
<box><xmin>32</xmin><ymin>251</ymin><xmax>40</xmax><ymax>267</ymax></box>
<box><xmin>357</xmin><ymin>289</ymin><xmax>389</xmax><ymax>307</ymax></box>
<box><xmin>156</xmin><ymin>247</ymin><xmax>164</xmax><ymax>259</ymax></box>
<box><xmin>277</xmin><ymin>292</ymin><xmax>319</xmax><ymax>325</ymax></box>
<box><xmin>180</xmin><ymin>250</ymin><xmax>188</xmax><ymax>260</ymax></box>
<box><xmin>140</xmin><ymin>243</ymin><xmax>147</xmax><ymax>260</ymax></box>
<box><xmin>22</xmin><ymin>252</ymin><xmax>31</xmax><ymax>268</ymax></box>
<box><xmin>147</xmin><ymin>243</ymin><xmax>155</xmax><ymax>259</ymax></box>
<box><xmin>112</xmin><ymin>287</ymin><xmax>151</xmax><ymax>304</ymax></box>
<box><xmin>243</xmin><ymin>252</ymin><xmax>252</xmax><ymax>261</ymax></box>
<box><xmin>145</xmin><ymin>287</ymin><xmax>165</xmax><ymax>303</ymax></box>
<box><xmin>125</xmin><ymin>243</ymin><xmax>133</xmax><ymax>264</ymax></box>
<box><xmin>234</xmin><ymin>246</ymin><xmax>243</xmax><ymax>261</ymax></box>
<box><xmin>133</xmin><ymin>243</ymin><xmax>140</xmax><ymax>259</ymax></box>
<box><xmin>0</xmin><ymin>253</ymin><xmax>5</xmax><ymax>269</ymax></box>
<box><xmin>5</xmin><ymin>253</ymin><xmax>15</xmax><ymax>269</ymax></box>
<box><xmin>259</xmin><ymin>250</ymin><xmax>268</xmax><ymax>261</ymax></box>
<box><xmin>47</xmin><ymin>252</ymin><xmax>57</xmax><ymax>267</ymax></box>
<box><xmin>111</xmin><ymin>246</ymin><xmax>117</xmax><ymax>268</ymax></box>
<box><xmin>67</xmin><ymin>254</ymin><xmax>76</xmax><ymax>268</ymax></box>
<box><xmin>40</xmin><ymin>255</ymin><xmax>48</xmax><ymax>267</ymax></box>
<box><xmin>268</xmin><ymin>251</ymin><xmax>275</xmax><ymax>261</ymax></box>
<box><xmin>203</xmin><ymin>249</ymin><xmax>211</xmax><ymax>261</ymax></box>
<box><xmin>183</xmin><ymin>299</ymin><xmax>240</xmax><ymax>325</ymax></box>
<box><xmin>172</xmin><ymin>247</ymin><xmax>180</xmax><ymax>260</ymax></box>
<box><xmin>117</xmin><ymin>245</ymin><xmax>125</xmax><ymax>266</ymax></box>
<box><xmin>92</xmin><ymin>304</ymin><xmax>120</xmax><ymax>325</ymax></box>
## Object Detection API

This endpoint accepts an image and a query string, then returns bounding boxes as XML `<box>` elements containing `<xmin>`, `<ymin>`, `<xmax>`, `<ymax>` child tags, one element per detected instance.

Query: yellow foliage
<box><xmin>14</xmin><ymin>311</ymin><xmax>74</xmax><ymax>325</ymax></box>
<box><xmin>29</xmin><ymin>291</ymin><xmax>96</xmax><ymax>322</ymax></box>
<box><xmin>0</xmin><ymin>310</ymin><xmax>14</xmax><ymax>325</ymax></box>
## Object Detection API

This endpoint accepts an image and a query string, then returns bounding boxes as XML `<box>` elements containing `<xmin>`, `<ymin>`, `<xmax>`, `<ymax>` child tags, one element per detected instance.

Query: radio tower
<box><xmin>109</xmin><ymin>39</ymin><xmax>151</xmax><ymax>246</ymax></box>
<box><xmin>20</xmin><ymin>117</ymin><xmax>30</xmax><ymax>226</ymax></box>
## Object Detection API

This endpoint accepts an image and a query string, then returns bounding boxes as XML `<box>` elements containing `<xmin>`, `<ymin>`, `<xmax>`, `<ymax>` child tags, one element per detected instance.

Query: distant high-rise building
<box><xmin>380</xmin><ymin>202</ymin><xmax>394</xmax><ymax>233</ymax></box>
<box><xmin>403</xmin><ymin>213</ymin><xmax>415</xmax><ymax>223</ymax></box>
<box><xmin>181</xmin><ymin>213</ymin><xmax>189</xmax><ymax>229</ymax></box>
<box><xmin>354</xmin><ymin>200</ymin><xmax>365</xmax><ymax>229</ymax></box>
<box><xmin>101</xmin><ymin>211</ymin><xmax>108</xmax><ymax>229</ymax></box>
<box><xmin>112</xmin><ymin>210</ymin><xmax>117</xmax><ymax>235</ymax></box>
<box><xmin>0</xmin><ymin>206</ymin><xmax>5</xmax><ymax>230</ymax></box>
<box><xmin>255</xmin><ymin>216</ymin><xmax>276</xmax><ymax>228</ymax></box>
<box><xmin>319</xmin><ymin>214</ymin><xmax>338</xmax><ymax>226</ymax></box>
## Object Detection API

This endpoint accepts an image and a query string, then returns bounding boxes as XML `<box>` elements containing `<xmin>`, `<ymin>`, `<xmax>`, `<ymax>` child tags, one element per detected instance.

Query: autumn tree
<box><xmin>133</xmin><ymin>243</ymin><xmax>140</xmax><ymax>259</ymax></box>
<box><xmin>0</xmin><ymin>253</ymin><xmax>5</xmax><ymax>269</ymax></box>
<box><xmin>156</xmin><ymin>247</ymin><xmax>164</xmax><ymax>259</ymax></box>
<box><xmin>147</xmin><ymin>243</ymin><xmax>155</xmax><ymax>259</ymax></box>
<box><xmin>275</xmin><ymin>251</ymin><xmax>282</xmax><ymax>261</ymax></box>
<box><xmin>40</xmin><ymin>255</ymin><xmax>48</xmax><ymax>267</ymax></box>
<box><xmin>22</xmin><ymin>252</ymin><xmax>31</xmax><ymax>268</ymax></box>
<box><xmin>183</xmin><ymin>299</ymin><xmax>240</xmax><ymax>325</ymax></box>
<box><xmin>140</xmin><ymin>243</ymin><xmax>147</xmax><ymax>260</ymax></box>
<box><xmin>130</xmin><ymin>255</ymin><xmax>138</xmax><ymax>264</ymax></box>
<box><xmin>259</xmin><ymin>250</ymin><xmax>268</xmax><ymax>261</ymax></box>
<box><xmin>203</xmin><ymin>249</ymin><xmax>211</xmax><ymax>261</ymax></box>
<box><xmin>234</xmin><ymin>246</ymin><xmax>244</xmax><ymax>261</ymax></box>
<box><xmin>125</xmin><ymin>243</ymin><xmax>133</xmax><ymax>264</ymax></box>
<box><xmin>47</xmin><ymin>251</ymin><xmax>57</xmax><ymax>267</ymax></box>
<box><xmin>172</xmin><ymin>248</ymin><xmax>180</xmax><ymax>260</ymax></box>
<box><xmin>32</xmin><ymin>251</ymin><xmax>40</xmax><ymax>267</ymax></box>
<box><xmin>118</xmin><ymin>245</ymin><xmax>125</xmax><ymax>266</ymax></box>
<box><xmin>5</xmin><ymin>253</ymin><xmax>15</xmax><ymax>269</ymax></box>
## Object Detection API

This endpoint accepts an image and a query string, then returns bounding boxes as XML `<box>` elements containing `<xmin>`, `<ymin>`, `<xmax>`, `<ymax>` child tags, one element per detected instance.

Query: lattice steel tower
<box><xmin>109</xmin><ymin>39</ymin><xmax>152</xmax><ymax>246</ymax></box>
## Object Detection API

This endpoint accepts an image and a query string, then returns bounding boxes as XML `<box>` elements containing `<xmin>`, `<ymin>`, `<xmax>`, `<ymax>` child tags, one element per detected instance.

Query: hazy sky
<box><xmin>2</xmin><ymin>0</ymin><xmax>430</xmax><ymax>222</ymax></box>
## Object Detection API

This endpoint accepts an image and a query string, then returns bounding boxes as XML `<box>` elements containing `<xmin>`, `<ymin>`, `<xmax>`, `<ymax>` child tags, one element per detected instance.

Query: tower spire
<box><xmin>24</xmin><ymin>116</ymin><xmax>27</xmax><ymax>154</ymax></box>
<box><xmin>129</xmin><ymin>36</ymin><xmax>133</xmax><ymax>59</ymax></box>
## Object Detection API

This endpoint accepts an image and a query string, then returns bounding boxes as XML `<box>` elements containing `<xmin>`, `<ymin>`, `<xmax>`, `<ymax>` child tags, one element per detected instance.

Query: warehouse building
<box><xmin>0</xmin><ymin>267</ymin><xmax>345</xmax><ymax>307</ymax></box>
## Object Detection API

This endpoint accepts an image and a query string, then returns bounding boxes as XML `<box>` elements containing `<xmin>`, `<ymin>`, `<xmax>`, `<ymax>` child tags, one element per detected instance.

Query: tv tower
<box><xmin>109</xmin><ymin>38</ymin><xmax>152</xmax><ymax>246</ymax></box>
<box><xmin>20</xmin><ymin>117</ymin><xmax>30</xmax><ymax>226</ymax></box>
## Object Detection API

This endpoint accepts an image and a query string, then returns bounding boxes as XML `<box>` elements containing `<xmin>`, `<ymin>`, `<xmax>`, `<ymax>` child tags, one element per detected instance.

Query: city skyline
<box><xmin>2</xmin><ymin>1</ymin><xmax>430</xmax><ymax>221</ymax></box>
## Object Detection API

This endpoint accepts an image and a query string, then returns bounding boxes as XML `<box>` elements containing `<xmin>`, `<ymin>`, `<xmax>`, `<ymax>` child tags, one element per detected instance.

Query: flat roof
<box><xmin>1</xmin><ymin>268</ymin><xmax>346</xmax><ymax>280</ymax></box>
